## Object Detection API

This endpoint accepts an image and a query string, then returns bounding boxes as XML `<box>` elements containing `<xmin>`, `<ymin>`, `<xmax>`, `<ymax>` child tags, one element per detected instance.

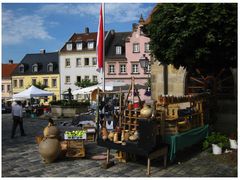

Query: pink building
<box><xmin>105</xmin><ymin>16</ymin><xmax>151</xmax><ymax>101</ymax></box>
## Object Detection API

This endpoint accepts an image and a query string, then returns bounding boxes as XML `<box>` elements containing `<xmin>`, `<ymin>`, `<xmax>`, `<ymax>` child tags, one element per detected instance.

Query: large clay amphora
<box><xmin>39</xmin><ymin>137</ymin><xmax>61</xmax><ymax>163</ymax></box>
<box><xmin>43</xmin><ymin>122</ymin><xmax>60</xmax><ymax>138</ymax></box>
<box><xmin>140</xmin><ymin>104</ymin><xmax>152</xmax><ymax>118</ymax></box>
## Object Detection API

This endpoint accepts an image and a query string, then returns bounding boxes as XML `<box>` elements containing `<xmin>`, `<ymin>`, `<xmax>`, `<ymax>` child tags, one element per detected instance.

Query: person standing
<box><xmin>11</xmin><ymin>101</ymin><xmax>26</xmax><ymax>138</ymax></box>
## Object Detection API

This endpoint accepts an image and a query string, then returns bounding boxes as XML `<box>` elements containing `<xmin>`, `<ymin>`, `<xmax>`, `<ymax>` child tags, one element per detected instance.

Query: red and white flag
<box><xmin>97</xmin><ymin>4</ymin><xmax>104</xmax><ymax>72</ymax></box>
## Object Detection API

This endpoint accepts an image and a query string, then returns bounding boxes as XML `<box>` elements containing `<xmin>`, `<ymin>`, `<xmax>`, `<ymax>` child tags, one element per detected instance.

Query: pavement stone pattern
<box><xmin>1</xmin><ymin>114</ymin><xmax>237</xmax><ymax>177</ymax></box>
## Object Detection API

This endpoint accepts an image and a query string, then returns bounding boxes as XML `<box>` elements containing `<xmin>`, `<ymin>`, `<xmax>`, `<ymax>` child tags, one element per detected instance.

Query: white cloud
<box><xmin>37</xmin><ymin>3</ymin><xmax>100</xmax><ymax>16</ymax></box>
<box><xmin>105</xmin><ymin>3</ymin><xmax>153</xmax><ymax>23</ymax></box>
<box><xmin>2</xmin><ymin>10</ymin><xmax>53</xmax><ymax>45</ymax></box>
<box><xmin>37</xmin><ymin>3</ymin><xmax>153</xmax><ymax>23</ymax></box>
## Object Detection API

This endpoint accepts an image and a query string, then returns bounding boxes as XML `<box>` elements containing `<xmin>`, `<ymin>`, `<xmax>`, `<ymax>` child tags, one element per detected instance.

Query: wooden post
<box><xmin>106</xmin><ymin>148</ymin><xmax>110</xmax><ymax>163</ymax></box>
<box><xmin>147</xmin><ymin>158</ymin><xmax>151</xmax><ymax>175</ymax></box>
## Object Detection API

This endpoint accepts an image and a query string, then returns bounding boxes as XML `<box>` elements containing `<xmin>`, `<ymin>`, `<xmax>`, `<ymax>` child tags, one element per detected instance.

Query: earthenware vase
<box><xmin>43</xmin><ymin>122</ymin><xmax>60</xmax><ymax>138</ymax></box>
<box><xmin>39</xmin><ymin>137</ymin><xmax>61</xmax><ymax>163</ymax></box>
<box><xmin>101</xmin><ymin>127</ymin><xmax>108</xmax><ymax>140</ymax></box>
<box><xmin>140</xmin><ymin>104</ymin><xmax>152</xmax><ymax>118</ymax></box>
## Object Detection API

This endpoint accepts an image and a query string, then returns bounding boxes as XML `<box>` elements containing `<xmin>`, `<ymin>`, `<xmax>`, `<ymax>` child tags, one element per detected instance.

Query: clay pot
<box><xmin>113</xmin><ymin>132</ymin><xmax>118</xmax><ymax>142</ymax></box>
<box><xmin>140</xmin><ymin>104</ymin><xmax>152</xmax><ymax>118</ymax></box>
<box><xmin>39</xmin><ymin>137</ymin><xmax>61</xmax><ymax>163</ymax></box>
<box><xmin>128</xmin><ymin>103</ymin><xmax>133</xmax><ymax>110</ymax></box>
<box><xmin>108</xmin><ymin>132</ymin><xmax>114</xmax><ymax>141</ymax></box>
<box><xmin>124</xmin><ymin>130</ymin><xmax>130</xmax><ymax>141</ymax></box>
<box><xmin>101</xmin><ymin>127</ymin><xmax>108</xmax><ymax>140</ymax></box>
<box><xmin>43</xmin><ymin>123</ymin><xmax>60</xmax><ymax>138</ymax></box>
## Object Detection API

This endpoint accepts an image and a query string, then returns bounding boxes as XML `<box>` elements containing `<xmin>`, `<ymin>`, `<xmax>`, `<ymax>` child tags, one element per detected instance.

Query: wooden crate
<box><xmin>67</xmin><ymin>140</ymin><xmax>84</xmax><ymax>149</ymax></box>
<box><xmin>66</xmin><ymin>147</ymin><xmax>85</xmax><ymax>158</ymax></box>
<box><xmin>66</xmin><ymin>140</ymin><xmax>85</xmax><ymax>158</ymax></box>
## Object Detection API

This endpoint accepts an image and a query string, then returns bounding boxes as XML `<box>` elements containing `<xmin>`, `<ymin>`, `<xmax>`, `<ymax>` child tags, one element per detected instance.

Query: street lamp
<box><xmin>139</xmin><ymin>54</ymin><xmax>149</xmax><ymax>71</ymax></box>
<box><xmin>139</xmin><ymin>54</ymin><xmax>151</xmax><ymax>96</ymax></box>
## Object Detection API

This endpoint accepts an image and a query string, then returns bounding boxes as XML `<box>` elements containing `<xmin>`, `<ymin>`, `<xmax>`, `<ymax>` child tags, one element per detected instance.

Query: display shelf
<box><xmin>156</xmin><ymin>94</ymin><xmax>208</xmax><ymax>135</ymax></box>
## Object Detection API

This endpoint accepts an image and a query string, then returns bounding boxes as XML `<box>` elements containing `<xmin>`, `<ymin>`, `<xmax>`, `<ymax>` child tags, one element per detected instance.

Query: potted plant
<box><xmin>203</xmin><ymin>132</ymin><xmax>229</xmax><ymax>155</ymax></box>
<box><xmin>229</xmin><ymin>133</ymin><xmax>237</xmax><ymax>149</ymax></box>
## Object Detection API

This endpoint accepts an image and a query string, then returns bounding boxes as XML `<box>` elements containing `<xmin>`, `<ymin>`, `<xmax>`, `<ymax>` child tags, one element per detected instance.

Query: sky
<box><xmin>2</xmin><ymin>3</ymin><xmax>156</xmax><ymax>63</ymax></box>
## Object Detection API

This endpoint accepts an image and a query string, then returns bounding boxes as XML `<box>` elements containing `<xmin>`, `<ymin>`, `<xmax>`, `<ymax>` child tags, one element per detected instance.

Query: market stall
<box><xmin>96</xmin><ymin>78</ymin><xmax>210</xmax><ymax>175</ymax></box>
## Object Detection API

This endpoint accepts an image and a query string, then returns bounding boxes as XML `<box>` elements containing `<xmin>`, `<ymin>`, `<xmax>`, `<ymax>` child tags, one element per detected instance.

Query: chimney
<box><xmin>85</xmin><ymin>27</ymin><xmax>89</xmax><ymax>34</ymax></box>
<box><xmin>40</xmin><ymin>49</ymin><xmax>46</xmax><ymax>54</ymax></box>
<box><xmin>9</xmin><ymin>59</ymin><xmax>13</xmax><ymax>64</ymax></box>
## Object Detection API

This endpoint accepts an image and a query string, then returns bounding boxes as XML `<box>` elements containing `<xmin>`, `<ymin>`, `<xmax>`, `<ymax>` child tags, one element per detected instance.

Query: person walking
<box><xmin>11</xmin><ymin>101</ymin><xmax>26</xmax><ymax>138</ymax></box>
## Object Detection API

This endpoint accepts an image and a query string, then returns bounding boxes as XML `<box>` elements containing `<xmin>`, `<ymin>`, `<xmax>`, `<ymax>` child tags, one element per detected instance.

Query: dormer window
<box><xmin>47</xmin><ymin>63</ymin><xmax>53</xmax><ymax>72</ymax></box>
<box><xmin>66</xmin><ymin>43</ymin><xmax>72</xmax><ymax>51</ymax></box>
<box><xmin>32</xmin><ymin>64</ymin><xmax>38</xmax><ymax>72</ymax></box>
<box><xmin>76</xmin><ymin>42</ymin><xmax>83</xmax><ymax>50</ymax></box>
<box><xmin>19</xmin><ymin>64</ymin><xmax>24</xmax><ymax>73</ymax></box>
<box><xmin>116</xmin><ymin>46</ymin><xmax>122</xmax><ymax>55</ymax></box>
<box><xmin>87</xmin><ymin>41</ymin><xmax>94</xmax><ymax>49</ymax></box>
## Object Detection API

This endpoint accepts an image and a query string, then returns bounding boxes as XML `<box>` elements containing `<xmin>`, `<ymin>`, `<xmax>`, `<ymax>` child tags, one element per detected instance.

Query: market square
<box><xmin>2</xmin><ymin>3</ymin><xmax>238</xmax><ymax>178</ymax></box>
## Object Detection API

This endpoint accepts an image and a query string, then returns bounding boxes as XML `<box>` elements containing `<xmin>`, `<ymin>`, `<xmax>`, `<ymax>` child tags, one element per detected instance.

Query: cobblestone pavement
<box><xmin>2</xmin><ymin>114</ymin><xmax>237</xmax><ymax>177</ymax></box>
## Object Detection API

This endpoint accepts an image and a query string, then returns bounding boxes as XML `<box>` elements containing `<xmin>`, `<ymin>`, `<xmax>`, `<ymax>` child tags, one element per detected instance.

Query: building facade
<box><xmin>11</xmin><ymin>51</ymin><xmax>60</xmax><ymax>101</ymax></box>
<box><xmin>59</xmin><ymin>28</ymin><xmax>102</xmax><ymax>99</ymax></box>
<box><xmin>105</xmin><ymin>16</ymin><xmax>151</xmax><ymax>101</ymax></box>
<box><xmin>2</xmin><ymin>60</ymin><xmax>18</xmax><ymax>103</ymax></box>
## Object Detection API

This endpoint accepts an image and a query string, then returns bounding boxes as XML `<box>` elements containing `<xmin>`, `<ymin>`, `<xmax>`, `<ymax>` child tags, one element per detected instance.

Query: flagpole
<box><xmin>102</xmin><ymin>3</ymin><xmax>105</xmax><ymax>93</ymax></box>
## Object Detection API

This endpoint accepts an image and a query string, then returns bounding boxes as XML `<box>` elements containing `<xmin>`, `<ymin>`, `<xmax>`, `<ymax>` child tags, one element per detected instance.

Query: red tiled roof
<box><xmin>2</xmin><ymin>64</ymin><xmax>18</xmax><ymax>78</ymax></box>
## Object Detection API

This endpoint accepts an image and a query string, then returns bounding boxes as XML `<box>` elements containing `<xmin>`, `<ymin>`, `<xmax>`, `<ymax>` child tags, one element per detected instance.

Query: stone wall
<box><xmin>151</xmin><ymin>62</ymin><xmax>186</xmax><ymax>101</ymax></box>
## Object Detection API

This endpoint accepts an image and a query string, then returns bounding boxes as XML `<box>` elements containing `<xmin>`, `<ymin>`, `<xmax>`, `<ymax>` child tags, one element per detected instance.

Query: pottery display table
<box><xmin>97</xmin><ymin>119</ymin><xmax>168</xmax><ymax>175</ymax></box>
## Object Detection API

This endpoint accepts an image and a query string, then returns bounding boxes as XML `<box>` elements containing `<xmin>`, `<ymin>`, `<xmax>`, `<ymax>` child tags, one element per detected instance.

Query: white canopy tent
<box><xmin>72</xmin><ymin>82</ymin><xmax>127</xmax><ymax>95</ymax></box>
<box><xmin>13</xmin><ymin>85</ymin><xmax>54</xmax><ymax>99</ymax></box>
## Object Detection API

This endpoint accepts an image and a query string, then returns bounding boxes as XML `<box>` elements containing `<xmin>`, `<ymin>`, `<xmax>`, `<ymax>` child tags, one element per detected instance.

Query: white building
<box><xmin>59</xmin><ymin>27</ymin><xmax>103</xmax><ymax>99</ymax></box>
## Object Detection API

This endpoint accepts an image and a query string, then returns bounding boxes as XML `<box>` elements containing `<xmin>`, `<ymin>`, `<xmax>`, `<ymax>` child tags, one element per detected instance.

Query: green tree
<box><xmin>144</xmin><ymin>3</ymin><xmax>237</xmax><ymax>75</ymax></box>
<box><xmin>74</xmin><ymin>79</ymin><xmax>98</xmax><ymax>88</ymax></box>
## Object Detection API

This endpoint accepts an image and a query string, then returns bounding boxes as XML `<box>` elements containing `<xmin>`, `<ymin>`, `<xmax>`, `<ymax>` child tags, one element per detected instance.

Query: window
<box><xmin>144</xmin><ymin>43</ymin><xmax>150</xmax><ymax>53</ymax></box>
<box><xmin>32</xmin><ymin>64</ymin><xmax>38</xmax><ymax>72</ymax></box>
<box><xmin>43</xmin><ymin>79</ymin><xmax>48</xmax><ymax>86</ymax></box>
<box><xmin>65</xmin><ymin>58</ymin><xmax>70</xmax><ymax>67</ymax></box>
<box><xmin>109</xmin><ymin>65</ymin><xmax>115</xmax><ymax>74</ymax></box>
<box><xmin>47</xmin><ymin>63</ymin><xmax>53</xmax><ymax>72</ymax></box>
<box><xmin>65</xmin><ymin>76</ymin><xmax>70</xmax><ymax>84</ymax></box>
<box><xmin>76</xmin><ymin>76</ymin><xmax>81</xmax><ymax>83</ymax></box>
<box><xmin>88</xmin><ymin>41</ymin><xmax>94</xmax><ymax>49</ymax></box>
<box><xmin>19</xmin><ymin>80</ymin><xmax>23</xmax><ymax>87</ymax></box>
<box><xmin>32</xmin><ymin>79</ymin><xmax>36</xmax><ymax>85</ymax></box>
<box><xmin>132</xmin><ymin>64</ymin><xmax>139</xmax><ymax>74</ymax></box>
<box><xmin>13</xmin><ymin>80</ymin><xmax>17</xmax><ymax>88</ymax></box>
<box><xmin>52</xmin><ymin>79</ymin><xmax>57</xmax><ymax>87</ymax></box>
<box><xmin>116</xmin><ymin>46</ymin><xmax>122</xmax><ymax>55</ymax></box>
<box><xmin>76</xmin><ymin>42</ymin><xmax>83</xmax><ymax>50</ymax></box>
<box><xmin>84</xmin><ymin>58</ymin><xmax>89</xmax><ymax>66</ymax></box>
<box><xmin>19</xmin><ymin>64</ymin><xmax>24</xmax><ymax>73</ymax></box>
<box><xmin>93</xmin><ymin>76</ymin><xmax>98</xmax><ymax>82</ymax></box>
<box><xmin>2</xmin><ymin>85</ymin><xmax>4</xmax><ymax>92</ymax></box>
<box><xmin>84</xmin><ymin>76</ymin><xmax>89</xmax><ymax>80</ymax></box>
<box><xmin>7</xmin><ymin>85</ymin><xmax>11</xmax><ymax>92</ymax></box>
<box><xmin>120</xmin><ymin>64</ymin><xmax>126</xmax><ymax>73</ymax></box>
<box><xmin>133</xmin><ymin>43</ymin><xmax>140</xmax><ymax>53</ymax></box>
<box><xmin>76</xmin><ymin>58</ymin><xmax>81</xmax><ymax>67</ymax></box>
<box><xmin>66</xmin><ymin>43</ymin><xmax>72</xmax><ymax>51</ymax></box>
<box><xmin>92</xmin><ymin>57</ymin><xmax>97</xmax><ymax>66</ymax></box>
